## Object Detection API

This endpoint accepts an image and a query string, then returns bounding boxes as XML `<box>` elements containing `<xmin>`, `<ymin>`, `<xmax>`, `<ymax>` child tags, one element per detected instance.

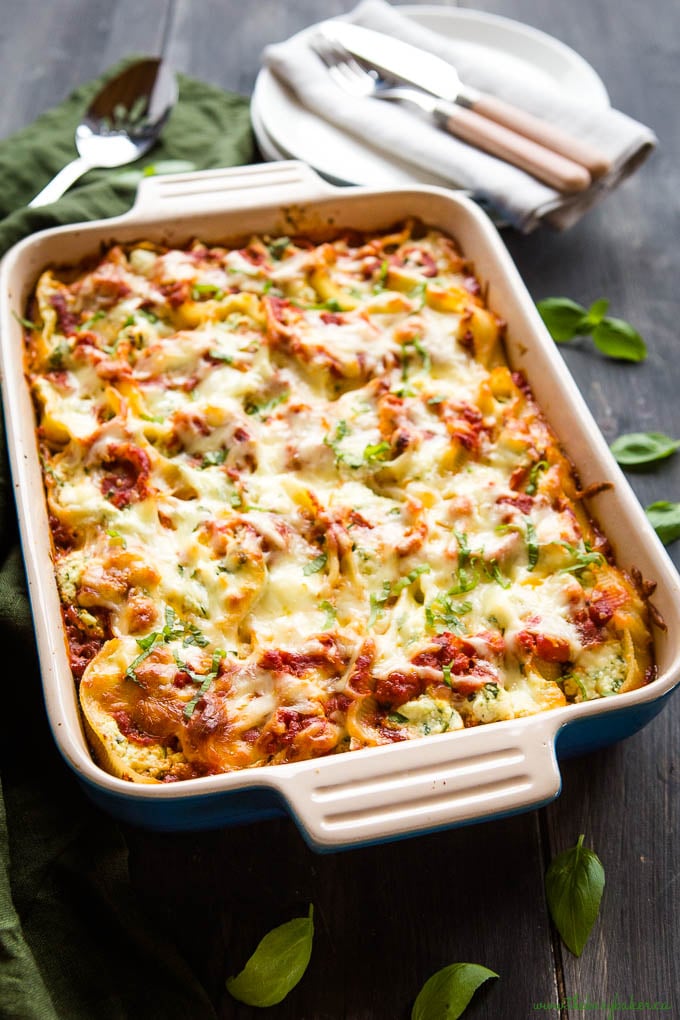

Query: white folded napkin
<box><xmin>263</xmin><ymin>0</ymin><xmax>657</xmax><ymax>232</ymax></box>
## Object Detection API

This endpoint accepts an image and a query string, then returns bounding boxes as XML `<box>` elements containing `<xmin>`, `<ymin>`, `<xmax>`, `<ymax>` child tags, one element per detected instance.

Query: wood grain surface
<box><xmin>2</xmin><ymin>1</ymin><xmax>678</xmax><ymax>1018</ymax></box>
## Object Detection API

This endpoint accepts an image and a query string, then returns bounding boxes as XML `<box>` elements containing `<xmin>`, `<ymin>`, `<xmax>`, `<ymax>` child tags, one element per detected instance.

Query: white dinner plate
<box><xmin>252</xmin><ymin>5</ymin><xmax>610</xmax><ymax>189</ymax></box>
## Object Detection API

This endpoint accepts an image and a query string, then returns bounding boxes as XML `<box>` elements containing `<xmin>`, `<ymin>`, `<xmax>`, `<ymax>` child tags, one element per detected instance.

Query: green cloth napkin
<box><xmin>0</xmin><ymin>64</ymin><xmax>255</xmax><ymax>1020</ymax></box>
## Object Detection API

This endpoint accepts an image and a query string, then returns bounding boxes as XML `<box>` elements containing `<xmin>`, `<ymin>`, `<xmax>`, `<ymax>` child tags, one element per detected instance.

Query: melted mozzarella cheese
<box><xmin>27</xmin><ymin>228</ymin><xmax>653</xmax><ymax>781</ymax></box>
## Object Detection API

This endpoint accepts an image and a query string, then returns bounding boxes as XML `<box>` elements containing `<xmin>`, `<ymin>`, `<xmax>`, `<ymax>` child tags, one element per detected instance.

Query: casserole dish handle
<box><xmin>129</xmin><ymin>160</ymin><xmax>336</xmax><ymax>219</ymax></box>
<box><xmin>268</xmin><ymin>715</ymin><xmax>562</xmax><ymax>850</ymax></box>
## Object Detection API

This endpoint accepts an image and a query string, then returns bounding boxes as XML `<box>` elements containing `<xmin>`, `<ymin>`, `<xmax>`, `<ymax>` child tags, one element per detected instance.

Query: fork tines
<box><xmin>310</xmin><ymin>30</ymin><xmax>378</xmax><ymax>97</ymax></box>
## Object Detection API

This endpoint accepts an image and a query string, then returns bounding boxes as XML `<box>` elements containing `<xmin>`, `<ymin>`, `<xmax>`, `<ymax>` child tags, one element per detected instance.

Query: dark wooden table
<box><xmin>3</xmin><ymin>2</ymin><xmax>678</xmax><ymax>1018</ymax></box>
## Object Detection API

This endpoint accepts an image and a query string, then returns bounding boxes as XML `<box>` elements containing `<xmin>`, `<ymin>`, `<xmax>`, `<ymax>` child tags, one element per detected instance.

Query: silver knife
<box><xmin>322</xmin><ymin>21</ymin><xmax>610</xmax><ymax>178</ymax></box>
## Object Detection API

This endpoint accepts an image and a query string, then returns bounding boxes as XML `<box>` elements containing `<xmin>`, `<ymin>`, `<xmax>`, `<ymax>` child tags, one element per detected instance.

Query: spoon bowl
<box><xmin>29</xmin><ymin>58</ymin><xmax>178</xmax><ymax>208</ymax></box>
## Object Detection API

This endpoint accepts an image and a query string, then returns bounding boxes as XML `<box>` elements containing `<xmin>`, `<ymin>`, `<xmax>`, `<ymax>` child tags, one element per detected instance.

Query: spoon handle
<box><xmin>28</xmin><ymin>156</ymin><xmax>94</xmax><ymax>208</ymax></box>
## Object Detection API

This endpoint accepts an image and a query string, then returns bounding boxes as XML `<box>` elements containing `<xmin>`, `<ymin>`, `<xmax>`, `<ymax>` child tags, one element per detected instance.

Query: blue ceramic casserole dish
<box><xmin>1</xmin><ymin>162</ymin><xmax>678</xmax><ymax>851</ymax></box>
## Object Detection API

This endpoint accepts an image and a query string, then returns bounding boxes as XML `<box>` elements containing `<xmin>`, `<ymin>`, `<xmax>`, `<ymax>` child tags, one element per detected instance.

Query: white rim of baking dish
<box><xmin>1</xmin><ymin>161</ymin><xmax>679</xmax><ymax>849</ymax></box>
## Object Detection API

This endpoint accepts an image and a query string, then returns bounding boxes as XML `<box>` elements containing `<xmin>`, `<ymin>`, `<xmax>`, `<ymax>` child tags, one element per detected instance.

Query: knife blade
<box><xmin>322</xmin><ymin>21</ymin><xmax>610</xmax><ymax>178</ymax></box>
<box><xmin>311</xmin><ymin>31</ymin><xmax>591</xmax><ymax>193</ymax></box>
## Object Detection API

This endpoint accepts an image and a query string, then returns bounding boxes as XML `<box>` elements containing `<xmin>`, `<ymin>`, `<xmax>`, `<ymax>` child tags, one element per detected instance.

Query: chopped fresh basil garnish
<box><xmin>320</xmin><ymin>600</ymin><xmax>337</xmax><ymax>628</ymax></box>
<box><xmin>83</xmin><ymin>310</ymin><xmax>107</xmax><ymax>329</ymax></box>
<box><xmin>363</xmin><ymin>441</ymin><xmax>391</xmax><ymax>463</ymax></box>
<box><xmin>208</xmin><ymin>349</ymin><xmax>233</xmax><ymax>363</ymax></box>
<box><xmin>192</xmin><ymin>282</ymin><xmax>224</xmax><ymax>301</ymax></box>
<box><xmin>525</xmin><ymin>459</ymin><xmax>548</xmax><ymax>495</ymax></box>
<box><xmin>181</xmin><ymin>649</ymin><xmax>226</xmax><ymax>719</ymax></box>
<box><xmin>12</xmin><ymin>310</ymin><xmax>40</xmax><ymax>331</ymax></box>
<box><xmin>369</xmin><ymin>567</ymin><xmax>430</xmax><ymax>626</ymax></box>
<box><xmin>325</xmin><ymin>421</ymin><xmax>393</xmax><ymax>470</ymax></box>
<box><xmin>393</xmin><ymin>565</ymin><xmax>431</xmax><ymax>595</ymax></box>
<box><xmin>401</xmin><ymin>336</ymin><xmax>431</xmax><ymax>379</ymax></box>
<box><xmin>454</xmin><ymin>531</ymin><xmax>471</xmax><ymax>565</ymax></box>
<box><xmin>483</xmin><ymin>559</ymin><xmax>511</xmax><ymax>589</ymax></box>
<box><xmin>525</xmin><ymin>518</ymin><xmax>539</xmax><ymax>570</ymax></box>
<box><xmin>124</xmin><ymin>632</ymin><xmax>163</xmax><ymax>684</ymax></box>
<box><xmin>426</xmin><ymin>595</ymin><xmax>472</xmax><ymax>635</ymax></box>
<box><xmin>388</xmin><ymin>711</ymin><xmax>409</xmax><ymax>724</ymax></box>
<box><xmin>267</xmin><ymin>236</ymin><xmax>291</xmax><ymax>260</ymax></box>
<box><xmin>409</xmin><ymin>280</ymin><xmax>427</xmax><ymax>309</ymax></box>
<box><xmin>125</xmin><ymin>610</ymin><xmax>212</xmax><ymax>683</ymax></box>
<box><xmin>303</xmin><ymin>553</ymin><xmax>328</xmax><ymax>576</ymax></box>
<box><xmin>559</xmin><ymin>541</ymin><xmax>604</xmax><ymax>575</ymax></box>
<box><xmin>105</xmin><ymin>528</ymin><xmax>126</xmax><ymax>547</ymax></box>
<box><xmin>245</xmin><ymin>391</ymin><xmax>289</xmax><ymax>417</ymax></box>
<box><xmin>368</xmin><ymin>581</ymin><xmax>393</xmax><ymax>626</ymax></box>
<box><xmin>201</xmin><ymin>449</ymin><xmax>227</xmax><ymax>468</ymax></box>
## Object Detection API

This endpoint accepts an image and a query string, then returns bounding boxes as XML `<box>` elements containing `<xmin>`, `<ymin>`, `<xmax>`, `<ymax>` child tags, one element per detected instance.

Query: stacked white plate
<box><xmin>251</xmin><ymin>5</ymin><xmax>610</xmax><ymax>189</ymax></box>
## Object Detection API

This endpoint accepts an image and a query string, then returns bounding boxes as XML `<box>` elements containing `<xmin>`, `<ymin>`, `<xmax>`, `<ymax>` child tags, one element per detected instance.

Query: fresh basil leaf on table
<box><xmin>545</xmin><ymin>834</ymin><xmax>605</xmax><ymax>956</ymax></box>
<box><xmin>645</xmin><ymin>501</ymin><xmax>680</xmax><ymax>545</ymax></box>
<box><xmin>411</xmin><ymin>963</ymin><xmax>498</xmax><ymax>1020</ymax></box>
<box><xmin>537</xmin><ymin>297</ymin><xmax>647</xmax><ymax>361</ymax></box>
<box><xmin>226</xmin><ymin>905</ymin><xmax>314</xmax><ymax>1007</ymax></box>
<box><xmin>592</xmin><ymin>317</ymin><xmax>647</xmax><ymax>362</ymax></box>
<box><xmin>610</xmin><ymin>431</ymin><xmax>680</xmax><ymax>466</ymax></box>
<box><xmin>536</xmin><ymin>297</ymin><xmax>591</xmax><ymax>342</ymax></box>
<box><xmin>580</xmin><ymin>297</ymin><xmax>610</xmax><ymax>328</ymax></box>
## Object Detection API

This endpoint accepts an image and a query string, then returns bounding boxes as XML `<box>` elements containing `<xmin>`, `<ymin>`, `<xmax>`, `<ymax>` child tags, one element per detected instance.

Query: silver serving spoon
<box><xmin>29</xmin><ymin>58</ymin><xmax>178</xmax><ymax>208</ymax></box>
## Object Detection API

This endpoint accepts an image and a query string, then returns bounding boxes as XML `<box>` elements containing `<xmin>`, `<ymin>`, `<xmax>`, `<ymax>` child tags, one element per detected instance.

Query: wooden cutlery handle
<box><xmin>441</xmin><ymin>103</ymin><xmax>592</xmax><ymax>193</ymax></box>
<box><xmin>471</xmin><ymin>94</ymin><xmax>611</xmax><ymax>178</ymax></box>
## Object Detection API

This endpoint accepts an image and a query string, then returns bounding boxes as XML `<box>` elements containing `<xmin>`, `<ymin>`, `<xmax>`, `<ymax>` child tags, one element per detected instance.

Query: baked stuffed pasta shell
<box><xmin>23</xmin><ymin>224</ymin><xmax>655</xmax><ymax>782</ymax></box>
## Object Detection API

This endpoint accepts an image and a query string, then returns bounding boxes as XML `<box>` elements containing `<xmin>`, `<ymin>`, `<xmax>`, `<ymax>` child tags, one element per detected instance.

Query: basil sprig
<box><xmin>645</xmin><ymin>501</ymin><xmax>680</xmax><ymax>545</ymax></box>
<box><xmin>537</xmin><ymin>297</ymin><xmax>647</xmax><ymax>362</ymax></box>
<box><xmin>411</xmin><ymin>962</ymin><xmax>498</xmax><ymax>1020</ymax></box>
<box><xmin>226</xmin><ymin>905</ymin><xmax>314</xmax><ymax>1007</ymax></box>
<box><xmin>545</xmin><ymin>834</ymin><xmax>605</xmax><ymax>957</ymax></box>
<box><xmin>610</xmin><ymin>431</ymin><xmax>680</xmax><ymax>467</ymax></box>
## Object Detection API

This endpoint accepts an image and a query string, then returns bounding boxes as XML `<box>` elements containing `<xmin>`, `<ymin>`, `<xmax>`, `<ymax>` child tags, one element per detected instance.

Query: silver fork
<box><xmin>311</xmin><ymin>34</ymin><xmax>435</xmax><ymax>111</ymax></box>
<box><xmin>310</xmin><ymin>33</ymin><xmax>592</xmax><ymax>194</ymax></box>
